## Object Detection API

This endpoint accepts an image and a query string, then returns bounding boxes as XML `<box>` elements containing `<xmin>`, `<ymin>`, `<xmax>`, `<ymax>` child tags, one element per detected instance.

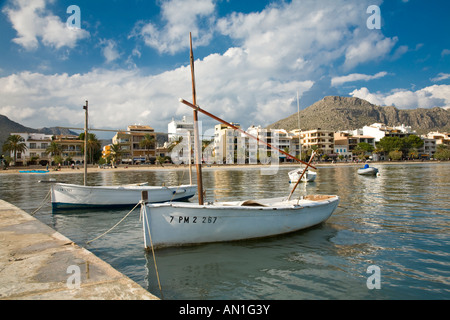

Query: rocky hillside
<box><xmin>267</xmin><ymin>96</ymin><xmax>450</xmax><ymax>134</ymax></box>
<box><xmin>0</xmin><ymin>114</ymin><xmax>77</xmax><ymax>147</ymax></box>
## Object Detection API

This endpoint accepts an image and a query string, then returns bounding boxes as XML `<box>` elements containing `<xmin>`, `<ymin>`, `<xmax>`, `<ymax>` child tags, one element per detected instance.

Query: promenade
<box><xmin>0</xmin><ymin>200</ymin><xmax>158</xmax><ymax>300</ymax></box>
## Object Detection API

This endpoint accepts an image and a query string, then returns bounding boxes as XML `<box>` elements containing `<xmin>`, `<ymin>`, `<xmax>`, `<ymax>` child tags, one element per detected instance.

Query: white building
<box><xmin>8</xmin><ymin>133</ymin><xmax>53</xmax><ymax>165</ymax></box>
<box><xmin>361</xmin><ymin>123</ymin><xmax>416</xmax><ymax>142</ymax></box>
<box><xmin>168</xmin><ymin>116</ymin><xmax>194</xmax><ymax>142</ymax></box>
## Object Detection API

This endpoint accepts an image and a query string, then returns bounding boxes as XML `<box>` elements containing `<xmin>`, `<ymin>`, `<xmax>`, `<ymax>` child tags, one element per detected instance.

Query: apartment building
<box><xmin>361</xmin><ymin>123</ymin><xmax>416</xmax><ymax>142</ymax></box>
<box><xmin>9</xmin><ymin>133</ymin><xmax>52</xmax><ymax>165</ymax></box>
<box><xmin>214</xmin><ymin>123</ymin><xmax>246</xmax><ymax>164</ymax></box>
<box><xmin>298</xmin><ymin>129</ymin><xmax>335</xmax><ymax>156</ymax></box>
<box><xmin>168</xmin><ymin>116</ymin><xmax>194</xmax><ymax>142</ymax></box>
<box><xmin>6</xmin><ymin>133</ymin><xmax>84</xmax><ymax>165</ymax></box>
<box><xmin>54</xmin><ymin>134</ymin><xmax>84</xmax><ymax>164</ymax></box>
<box><xmin>425</xmin><ymin>131</ymin><xmax>450</xmax><ymax>146</ymax></box>
<box><xmin>112</xmin><ymin>125</ymin><xmax>156</xmax><ymax>164</ymax></box>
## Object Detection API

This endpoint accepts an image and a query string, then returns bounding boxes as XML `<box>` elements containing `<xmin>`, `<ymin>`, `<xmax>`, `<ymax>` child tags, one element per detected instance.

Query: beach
<box><xmin>0</xmin><ymin>160</ymin><xmax>442</xmax><ymax>176</ymax></box>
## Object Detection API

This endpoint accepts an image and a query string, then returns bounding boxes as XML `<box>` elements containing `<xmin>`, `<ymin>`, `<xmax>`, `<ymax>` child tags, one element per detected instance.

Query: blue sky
<box><xmin>0</xmin><ymin>0</ymin><xmax>449</xmax><ymax>136</ymax></box>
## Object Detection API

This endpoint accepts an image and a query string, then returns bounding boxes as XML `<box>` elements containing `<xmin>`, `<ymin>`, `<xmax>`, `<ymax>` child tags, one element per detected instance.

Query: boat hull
<box><xmin>142</xmin><ymin>195</ymin><xmax>339</xmax><ymax>248</ymax></box>
<box><xmin>51</xmin><ymin>183</ymin><xmax>197</xmax><ymax>210</ymax></box>
<box><xmin>357</xmin><ymin>168</ymin><xmax>379</xmax><ymax>175</ymax></box>
<box><xmin>288</xmin><ymin>170</ymin><xmax>317</xmax><ymax>183</ymax></box>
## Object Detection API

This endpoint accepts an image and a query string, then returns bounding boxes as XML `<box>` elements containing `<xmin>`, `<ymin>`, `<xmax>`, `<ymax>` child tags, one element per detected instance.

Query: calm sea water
<box><xmin>1</xmin><ymin>163</ymin><xmax>449</xmax><ymax>300</ymax></box>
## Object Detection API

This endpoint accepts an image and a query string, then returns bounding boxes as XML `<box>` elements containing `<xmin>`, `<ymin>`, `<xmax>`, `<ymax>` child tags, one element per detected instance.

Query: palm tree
<box><xmin>110</xmin><ymin>143</ymin><xmax>123</xmax><ymax>166</ymax></box>
<box><xmin>2</xmin><ymin>135</ymin><xmax>27</xmax><ymax>166</ymax></box>
<box><xmin>45</xmin><ymin>141</ymin><xmax>62</xmax><ymax>165</ymax></box>
<box><xmin>139</xmin><ymin>134</ymin><xmax>156</xmax><ymax>162</ymax></box>
<box><xmin>79</xmin><ymin>133</ymin><xmax>101</xmax><ymax>164</ymax></box>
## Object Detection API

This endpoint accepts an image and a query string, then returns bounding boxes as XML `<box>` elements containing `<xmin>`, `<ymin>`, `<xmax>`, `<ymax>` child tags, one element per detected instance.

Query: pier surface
<box><xmin>0</xmin><ymin>200</ymin><xmax>158</xmax><ymax>300</ymax></box>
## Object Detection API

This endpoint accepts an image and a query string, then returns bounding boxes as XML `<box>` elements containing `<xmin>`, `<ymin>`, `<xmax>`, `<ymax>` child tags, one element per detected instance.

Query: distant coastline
<box><xmin>1</xmin><ymin>160</ymin><xmax>447</xmax><ymax>175</ymax></box>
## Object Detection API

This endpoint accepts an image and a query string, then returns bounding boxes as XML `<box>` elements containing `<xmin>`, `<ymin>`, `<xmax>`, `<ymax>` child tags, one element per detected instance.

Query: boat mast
<box><xmin>83</xmin><ymin>100</ymin><xmax>88</xmax><ymax>186</ymax></box>
<box><xmin>189</xmin><ymin>33</ymin><xmax>204</xmax><ymax>205</ymax></box>
<box><xmin>297</xmin><ymin>91</ymin><xmax>302</xmax><ymax>161</ymax></box>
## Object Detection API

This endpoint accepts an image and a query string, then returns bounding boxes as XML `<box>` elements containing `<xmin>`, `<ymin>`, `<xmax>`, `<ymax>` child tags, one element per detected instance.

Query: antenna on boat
<box><xmin>189</xmin><ymin>32</ymin><xmax>204</xmax><ymax>205</ymax></box>
<box><xmin>83</xmin><ymin>100</ymin><xmax>88</xmax><ymax>186</ymax></box>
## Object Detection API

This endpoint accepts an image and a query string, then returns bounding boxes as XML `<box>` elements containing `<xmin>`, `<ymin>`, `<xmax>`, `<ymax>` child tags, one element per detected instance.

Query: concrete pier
<box><xmin>0</xmin><ymin>200</ymin><xmax>158</xmax><ymax>300</ymax></box>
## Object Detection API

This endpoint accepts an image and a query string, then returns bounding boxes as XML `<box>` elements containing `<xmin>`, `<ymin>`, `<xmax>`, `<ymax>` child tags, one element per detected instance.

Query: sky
<box><xmin>0</xmin><ymin>0</ymin><xmax>449</xmax><ymax>138</ymax></box>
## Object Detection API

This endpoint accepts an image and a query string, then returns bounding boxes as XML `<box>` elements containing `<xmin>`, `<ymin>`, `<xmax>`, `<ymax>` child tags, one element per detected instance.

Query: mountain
<box><xmin>0</xmin><ymin>114</ymin><xmax>78</xmax><ymax>147</ymax></box>
<box><xmin>267</xmin><ymin>96</ymin><xmax>450</xmax><ymax>135</ymax></box>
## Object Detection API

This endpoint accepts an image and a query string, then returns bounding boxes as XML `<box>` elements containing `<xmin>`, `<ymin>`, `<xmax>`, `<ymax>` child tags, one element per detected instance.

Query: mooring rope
<box><xmin>31</xmin><ymin>189</ymin><xmax>51</xmax><ymax>216</ymax></box>
<box><xmin>85</xmin><ymin>201</ymin><xmax>141</xmax><ymax>245</ymax></box>
<box><xmin>141</xmin><ymin>203</ymin><xmax>164</xmax><ymax>299</ymax></box>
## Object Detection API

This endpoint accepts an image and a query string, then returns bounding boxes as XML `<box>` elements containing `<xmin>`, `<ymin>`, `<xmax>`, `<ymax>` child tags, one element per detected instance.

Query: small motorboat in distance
<box><xmin>357</xmin><ymin>164</ymin><xmax>379</xmax><ymax>176</ymax></box>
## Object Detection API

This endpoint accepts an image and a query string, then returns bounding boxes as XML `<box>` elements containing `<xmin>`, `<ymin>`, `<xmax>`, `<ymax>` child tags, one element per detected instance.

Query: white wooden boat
<box><xmin>142</xmin><ymin>195</ymin><xmax>339</xmax><ymax>249</ymax></box>
<box><xmin>289</xmin><ymin>168</ymin><xmax>317</xmax><ymax>183</ymax></box>
<box><xmin>51</xmin><ymin>183</ymin><xmax>197</xmax><ymax>210</ymax></box>
<box><xmin>357</xmin><ymin>164</ymin><xmax>379</xmax><ymax>176</ymax></box>
<box><xmin>139</xmin><ymin>34</ymin><xmax>340</xmax><ymax>250</ymax></box>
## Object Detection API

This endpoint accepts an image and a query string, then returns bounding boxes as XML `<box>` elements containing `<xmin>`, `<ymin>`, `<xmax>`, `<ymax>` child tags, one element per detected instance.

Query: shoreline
<box><xmin>0</xmin><ymin>160</ymin><xmax>446</xmax><ymax>175</ymax></box>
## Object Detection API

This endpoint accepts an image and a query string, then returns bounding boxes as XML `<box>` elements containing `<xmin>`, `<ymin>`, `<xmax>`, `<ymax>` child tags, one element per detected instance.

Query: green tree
<box><xmin>404</xmin><ymin>135</ymin><xmax>424</xmax><ymax>150</ymax></box>
<box><xmin>139</xmin><ymin>133</ymin><xmax>156</xmax><ymax>162</ymax></box>
<box><xmin>2</xmin><ymin>135</ymin><xmax>27</xmax><ymax>166</ymax></box>
<box><xmin>377</xmin><ymin>136</ymin><xmax>404</xmax><ymax>153</ymax></box>
<box><xmin>389</xmin><ymin>150</ymin><xmax>403</xmax><ymax>161</ymax></box>
<box><xmin>434</xmin><ymin>144</ymin><xmax>450</xmax><ymax>160</ymax></box>
<box><xmin>79</xmin><ymin>133</ymin><xmax>102</xmax><ymax>164</ymax></box>
<box><xmin>110</xmin><ymin>143</ymin><xmax>123</xmax><ymax>166</ymax></box>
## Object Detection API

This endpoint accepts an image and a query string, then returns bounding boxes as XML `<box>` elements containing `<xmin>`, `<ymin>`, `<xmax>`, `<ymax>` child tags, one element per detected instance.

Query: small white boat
<box><xmin>142</xmin><ymin>195</ymin><xmax>339</xmax><ymax>249</ymax></box>
<box><xmin>357</xmin><ymin>164</ymin><xmax>379</xmax><ymax>176</ymax></box>
<box><xmin>289</xmin><ymin>168</ymin><xmax>317</xmax><ymax>183</ymax></box>
<box><xmin>51</xmin><ymin>183</ymin><xmax>197</xmax><ymax>210</ymax></box>
<box><xmin>139</xmin><ymin>35</ymin><xmax>340</xmax><ymax>250</ymax></box>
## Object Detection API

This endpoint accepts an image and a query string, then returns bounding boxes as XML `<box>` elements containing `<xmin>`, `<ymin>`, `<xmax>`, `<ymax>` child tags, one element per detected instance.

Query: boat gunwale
<box><xmin>147</xmin><ymin>195</ymin><xmax>340</xmax><ymax>210</ymax></box>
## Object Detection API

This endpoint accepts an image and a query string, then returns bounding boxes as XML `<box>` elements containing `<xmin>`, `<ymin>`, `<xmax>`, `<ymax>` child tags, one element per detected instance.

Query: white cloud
<box><xmin>100</xmin><ymin>39</ymin><xmax>121</xmax><ymax>63</ymax></box>
<box><xmin>344</xmin><ymin>33</ymin><xmax>398</xmax><ymax>69</ymax></box>
<box><xmin>331</xmin><ymin>71</ymin><xmax>388</xmax><ymax>86</ymax></box>
<box><xmin>431</xmin><ymin>73</ymin><xmax>450</xmax><ymax>82</ymax></box>
<box><xmin>131</xmin><ymin>0</ymin><xmax>216</xmax><ymax>55</ymax></box>
<box><xmin>3</xmin><ymin>0</ymin><xmax>89</xmax><ymax>50</ymax></box>
<box><xmin>1</xmin><ymin>0</ymin><xmax>412</xmax><ymax>134</ymax></box>
<box><xmin>350</xmin><ymin>85</ymin><xmax>450</xmax><ymax>109</ymax></box>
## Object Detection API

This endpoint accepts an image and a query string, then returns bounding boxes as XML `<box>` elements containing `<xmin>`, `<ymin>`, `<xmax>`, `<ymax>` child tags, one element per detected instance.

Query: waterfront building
<box><xmin>53</xmin><ymin>134</ymin><xmax>84</xmax><ymax>164</ymax></box>
<box><xmin>361</xmin><ymin>123</ymin><xmax>416</xmax><ymax>142</ymax></box>
<box><xmin>111</xmin><ymin>125</ymin><xmax>156</xmax><ymax>164</ymax></box>
<box><xmin>168</xmin><ymin>116</ymin><xmax>194</xmax><ymax>142</ymax></box>
<box><xmin>425</xmin><ymin>131</ymin><xmax>450</xmax><ymax>146</ymax></box>
<box><xmin>214</xmin><ymin>123</ymin><xmax>246</xmax><ymax>164</ymax></box>
<box><xmin>298</xmin><ymin>129</ymin><xmax>335</xmax><ymax>157</ymax></box>
<box><xmin>7</xmin><ymin>133</ymin><xmax>84</xmax><ymax>165</ymax></box>
<box><xmin>418</xmin><ymin>138</ymin><xmax>437</xmax><ymax>159</ymax></box>
<box><xmin>8</xmin><ymin>133</ymin><xmax>52</xmax><ymax>165</ymax></box>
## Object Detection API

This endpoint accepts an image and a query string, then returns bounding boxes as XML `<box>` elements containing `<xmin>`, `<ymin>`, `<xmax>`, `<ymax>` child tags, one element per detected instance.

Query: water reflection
<box><xmin>1</xmin><ymin>163</ymin><xmax>449</xmax><ymax>299</ymax></box>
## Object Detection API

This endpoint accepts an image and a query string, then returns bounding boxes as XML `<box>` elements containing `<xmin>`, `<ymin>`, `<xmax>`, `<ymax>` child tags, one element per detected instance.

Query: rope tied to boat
<box><xmin>141</xmin><ymin>202</ymin><xmax>164</xmax><ymax>299</ymax></box>
<box><xmin>31</xmin><ymin>189</ymin><xmax>51</xmax><ymax>216</ymax></box>
<box><xmin>85</xmin><ymin>201</ymin><xmax>142</xmax><ymax>245</ymax></box>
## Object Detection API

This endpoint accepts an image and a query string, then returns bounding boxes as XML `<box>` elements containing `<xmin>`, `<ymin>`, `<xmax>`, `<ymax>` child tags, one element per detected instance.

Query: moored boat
<box><xmin>142</xmin><ymin>195</ymin><xmax>339</xmax><ymax>249</ymax></box>
<box><xmin>357</xmin><ymin>164</ymin><xmax>379</xmax><ymax>175</ymax></box>
<box><xmin>51</xmin><ymin>183</ymin><xmax>197</xmax><ymax>210</ymax></box>
<box><xmin>140</xmin><ymin>33</ymin><xmax>340</xmax><ymax>250</ymax></box>
<box><xmin>288</xmin><ymin>168</ymin><xmax>317</xmax><ymax>183</ymax></box>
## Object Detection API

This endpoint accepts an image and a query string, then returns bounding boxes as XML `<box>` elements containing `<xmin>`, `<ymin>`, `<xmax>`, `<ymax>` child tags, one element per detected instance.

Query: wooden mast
<box><xmin>83</xmin><ymin>100</ymin><xmax>88</xmax><ymax>186</ymax></box>
<box><xmin>189</xmin><ymin>33</ymin><xmax>204</xmax><ymax>205</ymax></box>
